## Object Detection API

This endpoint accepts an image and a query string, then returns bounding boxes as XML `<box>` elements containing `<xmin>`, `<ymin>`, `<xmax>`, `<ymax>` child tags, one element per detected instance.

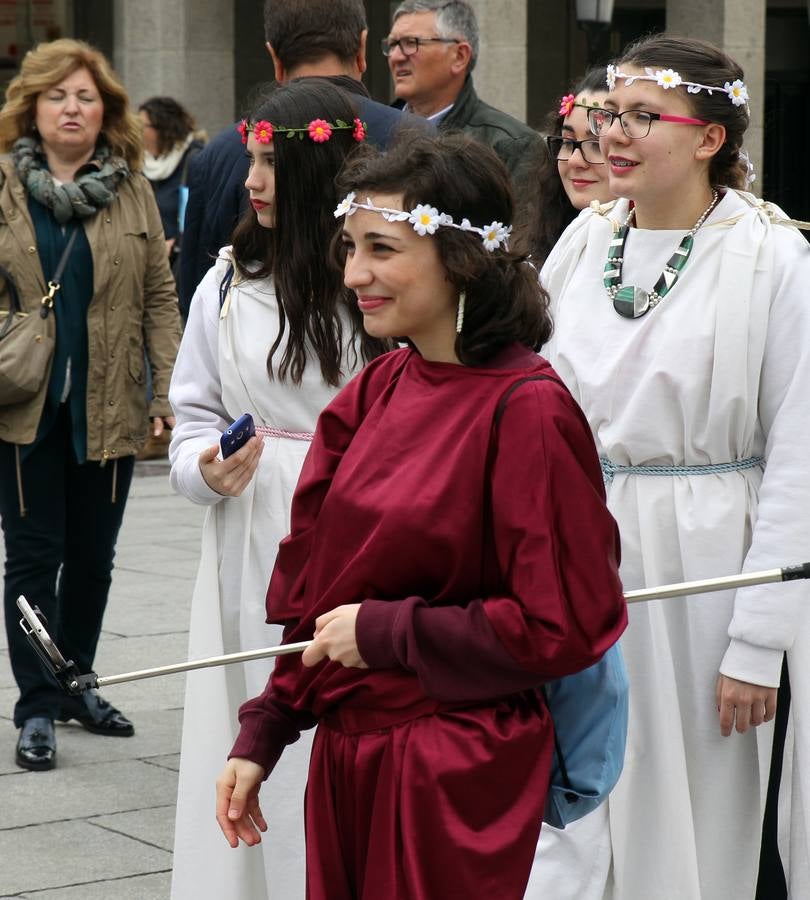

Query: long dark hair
<box><xmin>333</xmin><ymin>131</ymin><xmax>553</xmax><ymax>364</ymax></box>
<box><xmin>519</xmin><ymin>67</ymin><xmax>608</xmax><ymax>264</ymax></box>
<box><xmin>618</xmin><ymin>34</ymin><xmax>750</xmax><ymax>189</ymax></box>
<box><xmin>231</xmin><ymin>79</ymin><xmax>388</xmax><ymax>386</ymax></box>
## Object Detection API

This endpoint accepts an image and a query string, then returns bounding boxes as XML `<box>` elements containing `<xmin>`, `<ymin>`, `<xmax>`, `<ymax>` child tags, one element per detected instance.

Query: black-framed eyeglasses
<box><xmin>381</xmin><ymin>36</ymin><xmax>460</xmax><ymax>57</ymax></box>
<box><xmin>545</xmin><ymin>135</ymin><xmax>604</xmax><ymax>165</ymax></box>
<box><xmin>587</xmin><ymin>107</ymin><xmax>709</xmax><ymax>139</ymax></box>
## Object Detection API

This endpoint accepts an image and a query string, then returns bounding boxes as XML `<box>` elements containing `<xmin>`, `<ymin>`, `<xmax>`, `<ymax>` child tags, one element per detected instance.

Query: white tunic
<box><xmin>527</xmin><ymin>191</ymin><xmax>810</xmax><ymax>900</ymax></box>
<box><xmin>168</xmin><ymin>252</ymin><xmax>362</xmax><ymax>899</ymax></box>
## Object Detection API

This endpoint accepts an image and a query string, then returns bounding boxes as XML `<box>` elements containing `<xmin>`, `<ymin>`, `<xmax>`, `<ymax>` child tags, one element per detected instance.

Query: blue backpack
<box><xmin>541</xmin><ymin>643</ymin><xmax>628</xmax><ymax>828</ymax></box>
<box><xmin>493</xmin><ymin>376</ymin><xmax>629</xmax><ymax>830</ymax></box>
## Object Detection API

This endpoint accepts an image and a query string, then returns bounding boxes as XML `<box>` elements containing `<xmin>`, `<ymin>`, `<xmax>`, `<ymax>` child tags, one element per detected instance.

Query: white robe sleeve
<box><xmin>721</xmin><ymin>223</ymin><xmax>810</xmax><ymax>686</ymax></box>
<box><xmin>168</xmin><ymin>251</ymin><xmax>233</xmax><ymax>506</ymax></box>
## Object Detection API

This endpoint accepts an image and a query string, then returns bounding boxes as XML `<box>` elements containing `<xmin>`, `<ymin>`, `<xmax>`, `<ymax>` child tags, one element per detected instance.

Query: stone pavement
<box><xmin>0</xmin><ymin>461</ymin><xmax>202</xmax><ymax>899</ymax></box>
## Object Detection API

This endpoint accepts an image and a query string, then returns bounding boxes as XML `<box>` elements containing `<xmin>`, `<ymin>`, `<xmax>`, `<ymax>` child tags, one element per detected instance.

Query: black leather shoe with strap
<box><xmin>16</xmin><ymin>716</ymin><xmax>56</xmax><ymax>770</ymax></box>
<box><xmin>57</xmin><ymin>689</ymin><xmax>135</xmax><ymax>737</ymax></box>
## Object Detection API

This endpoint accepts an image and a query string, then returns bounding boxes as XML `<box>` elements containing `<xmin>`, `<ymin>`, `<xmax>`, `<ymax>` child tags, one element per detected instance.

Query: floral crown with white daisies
<box><xmin>333</xmin><ymin>193</ymin><xmax>512</xmax><ymax>252</ymax></box>
<box><xmin>606</xmin><ymin>64</ymin><xmax>749</xmax><ymax>108</ymax></box>
<box><xmin>237</xmin><ymin>116</ymin><xmax>367</xmax><ymax>145</ymax></box>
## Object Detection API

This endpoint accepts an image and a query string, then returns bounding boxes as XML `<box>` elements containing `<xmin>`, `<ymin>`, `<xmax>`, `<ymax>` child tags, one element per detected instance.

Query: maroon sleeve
<box><xmin>267</xmin><ymin>349</ymin><xmax>410</xmax><ymax>621</ymax></box>
<box><xmin>229</xmin><ymin>686</ymin><xmax>316</xmax><ymax>777</ymax></box>
<box><xmin>355</xmin><ymin>379</ymin><xmax>627</xmax><ymax>703</ymax></box>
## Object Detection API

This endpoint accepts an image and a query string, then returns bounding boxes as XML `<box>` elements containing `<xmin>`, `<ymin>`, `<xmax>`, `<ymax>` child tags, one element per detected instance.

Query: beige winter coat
<box><xmin>0</xmin><ymin>158</ymin><xmax>181</xmax><ymax>459</ymax></box>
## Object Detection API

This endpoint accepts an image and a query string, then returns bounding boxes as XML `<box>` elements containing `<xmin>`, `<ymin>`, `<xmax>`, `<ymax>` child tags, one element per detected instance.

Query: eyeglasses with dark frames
<box><xmin>381</xmin><ymin>36</ymin><xmax>461</xmax><ymax>57</ymax></box>
<box><xmin>587</xmin><ymin>107</ymin><xmax>710</xmax><ymax>139</ymax></box>
<box><xmin>545</xmin><ymin>135</ymin><xmax>604</xmax><ymax>165</ymax></box>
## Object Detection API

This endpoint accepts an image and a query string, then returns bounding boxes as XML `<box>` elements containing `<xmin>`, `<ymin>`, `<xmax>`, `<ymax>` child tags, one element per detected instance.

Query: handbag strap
<box><xmin>39</xmin><ymin>226</ymin><xmax>80</xmax><ymax>320</ymax></box>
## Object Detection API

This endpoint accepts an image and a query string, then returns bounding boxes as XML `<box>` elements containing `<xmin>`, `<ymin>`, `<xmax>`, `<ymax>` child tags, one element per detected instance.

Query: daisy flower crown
<box><xmin>606</xmin><ymin>64</ymin><xmax>750</xmax><ymax>108</ymax></box>
<box><xmin>237</xmin><ymin>116</ymin><xmax>367</xmax><ymax>145</ymax></box>
<box><xmin>334</xmin><ymin>193</ymin><xmax>512</xmax><ymax>252</ymax></box>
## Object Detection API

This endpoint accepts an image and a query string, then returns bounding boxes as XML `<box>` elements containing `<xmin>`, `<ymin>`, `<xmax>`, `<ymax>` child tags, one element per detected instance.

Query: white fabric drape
<box><xmin>527</xmin><ymin>192</ymin><xmax>810</xmax><ymax>900</ymax></box>
<box><xmin>168</xmin><ymin>252</ymin><xmax>362</xmax><ymax>899</ymax></box>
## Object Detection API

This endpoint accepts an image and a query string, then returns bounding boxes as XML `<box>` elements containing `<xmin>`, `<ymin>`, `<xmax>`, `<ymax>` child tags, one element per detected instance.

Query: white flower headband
<box><xmin>606</xmin><ymin>64</ymin><xmax>749</xmax><ymax>108</ymax></box>
<box><xmin>333</xmin><ymin>192</ymin><xmax>512</xmax><ymax>252</ymax></box>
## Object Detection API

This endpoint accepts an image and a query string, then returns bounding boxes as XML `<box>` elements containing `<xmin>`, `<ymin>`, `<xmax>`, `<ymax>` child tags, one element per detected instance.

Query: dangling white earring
<box><xmin>456</xmin><ymin>290</ymin><xmax>466</xmax><ymax>334</ymax></box>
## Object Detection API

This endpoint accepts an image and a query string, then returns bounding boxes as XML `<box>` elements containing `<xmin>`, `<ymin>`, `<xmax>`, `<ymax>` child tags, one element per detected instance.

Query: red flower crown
<box><xmin>238</xmin><ymin>117</ymin><xmax>366</xmax><ymax>145</ymax></box>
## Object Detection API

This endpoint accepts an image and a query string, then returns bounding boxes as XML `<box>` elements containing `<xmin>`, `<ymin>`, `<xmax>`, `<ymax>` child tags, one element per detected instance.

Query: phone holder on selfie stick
<box><xmin>16</xmin><ymin>597</ymin><xmax>310</xmax><ymax>696</ymax></box>
<box><xmin>17</xmin><ymin>562</ymin><xmax>810</xmax><ymax>695</ymax></box>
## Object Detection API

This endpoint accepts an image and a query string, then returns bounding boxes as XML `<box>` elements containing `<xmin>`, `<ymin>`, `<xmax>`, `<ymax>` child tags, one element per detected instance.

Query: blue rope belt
<box><xmin>600</xmin><ymin>456</ymin><xmax>764</xmax><ymax>484</ymax></box>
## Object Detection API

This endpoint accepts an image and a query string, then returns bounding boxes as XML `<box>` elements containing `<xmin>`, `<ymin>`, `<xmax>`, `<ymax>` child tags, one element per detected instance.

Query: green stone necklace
<box><xmin>604</xmin><ymin>190</ymin><xmax>719</xmax><ymax>318</ymax></box>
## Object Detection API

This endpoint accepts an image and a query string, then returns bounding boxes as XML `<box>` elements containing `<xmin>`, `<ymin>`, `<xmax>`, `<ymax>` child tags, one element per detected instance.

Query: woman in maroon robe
<box><xmin>215</xmin><ymin>133</ymin><xmax>627</xmax><ymax>899</ymax></box>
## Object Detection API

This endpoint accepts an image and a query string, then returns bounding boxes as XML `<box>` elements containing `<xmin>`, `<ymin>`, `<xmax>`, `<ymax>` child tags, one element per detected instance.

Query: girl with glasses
<box><xmin>521</xmin><ymin>68</ymin><xmax>615</xmax><ymax>265</ymax></box>
<box><xmin>527</xmin><ymin>33</ymin><xmax>810</xmax><ymax>900</ymax></box>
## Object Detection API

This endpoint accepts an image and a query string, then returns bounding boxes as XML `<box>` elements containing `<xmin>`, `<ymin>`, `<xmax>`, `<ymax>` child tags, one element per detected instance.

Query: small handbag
<box><xmin>491</xmin><ymin>375</ymin><xmax>629</xmax><ymax>830</ymax></box>
<box><xmin>0</xmin><ymin>229</ymin><xmax>78</xmax><ymax>406</ymax></box>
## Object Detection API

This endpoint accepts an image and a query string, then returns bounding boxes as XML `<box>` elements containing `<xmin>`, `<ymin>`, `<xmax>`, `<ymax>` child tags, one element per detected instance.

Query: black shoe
<box><xmin>57</xmin><ymin>689</ymin><xmax>134</xmax><ymax>737</ymax></box>
<box><xmin>16</xmin><ymin>717</ymin><xmax>56</xmax><ymax>770</ymax></box>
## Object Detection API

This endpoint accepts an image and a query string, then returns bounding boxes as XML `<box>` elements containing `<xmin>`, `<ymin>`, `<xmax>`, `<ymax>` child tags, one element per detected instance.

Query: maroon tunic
<box><xmin>231</xmin><ymin>345</ymin><xmax>626</xmax><ymax>899</ymax></box>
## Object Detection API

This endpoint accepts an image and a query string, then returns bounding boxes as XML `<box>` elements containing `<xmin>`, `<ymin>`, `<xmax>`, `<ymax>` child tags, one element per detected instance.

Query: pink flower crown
<box><xmin>237</xmin><ymin>117</ymin><xmax>367</xmax><ymax>145</ymax></box>
<box><xmin>559</xmin><ymin>93</ymin><xmax>605</xmax><ymax>117</ymax></box>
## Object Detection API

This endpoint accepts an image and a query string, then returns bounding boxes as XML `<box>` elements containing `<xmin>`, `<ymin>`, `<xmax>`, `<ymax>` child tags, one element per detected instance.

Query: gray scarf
<box><xmin>12</xmin><ymin>137</ymin><xmax>130</xmax><ymax>224</ymax></box>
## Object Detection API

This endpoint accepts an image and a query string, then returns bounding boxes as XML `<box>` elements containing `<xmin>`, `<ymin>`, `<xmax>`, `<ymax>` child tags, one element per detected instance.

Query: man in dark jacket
<box><xmin>385</xmin><ymin>0</ymin><xmax>542</xmax><ymax>197</ymax></box>
<box><xmin>179</xmin><ymin>0</ymin><xmax>421</xmax><ymax>319</ymax></box>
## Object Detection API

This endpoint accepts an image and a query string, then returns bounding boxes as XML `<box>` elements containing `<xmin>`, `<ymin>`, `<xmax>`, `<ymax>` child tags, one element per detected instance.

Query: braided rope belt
<box><xmin>600</xmin><ymin>456</ymin><xmax>763</xmax><ymax>484</ymax></box>
<box><xmin>255</xmin><ymin>425</ymin><xmax>314</xmax><ymax>442</ymax></box>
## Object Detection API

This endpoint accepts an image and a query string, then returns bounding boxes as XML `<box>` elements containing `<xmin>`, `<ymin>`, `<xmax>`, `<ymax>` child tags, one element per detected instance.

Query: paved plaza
<box><xmin>0</xmin><ymin>462</ymin><xmax>202</xmax><ymax>899</ymax></box>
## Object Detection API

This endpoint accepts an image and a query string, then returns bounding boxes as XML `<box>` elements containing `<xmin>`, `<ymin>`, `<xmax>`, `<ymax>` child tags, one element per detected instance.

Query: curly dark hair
<box><xmin>332</xmin><ymin>131</ymin><xmax>553</xmax><ymax>365</ymax></box>
<box><xmin>138</xmin><ymin>96</ymin><xmax>196</xmax><ymax>157</ymax></box>
<box><xmin>230</xmin><ymin>79</ymin><xmax>389</xmax><ymax>386</ymax></box>
<box><xmin>618</xmin><ymin>34</ymin><xmax>750</xmax><ymax>190</ymax></box>
<box><xmin>517</xmin><ymin>67</ymin><xmax>609</xmax><ymax>265</ymax></box>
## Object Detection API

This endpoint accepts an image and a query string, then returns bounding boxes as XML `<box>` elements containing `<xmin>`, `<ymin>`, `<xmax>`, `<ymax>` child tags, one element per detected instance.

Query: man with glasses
<box><xmin>385</xmin><ymin>0</ymin><xmax>543</xmax><ymax>196</ymax></box>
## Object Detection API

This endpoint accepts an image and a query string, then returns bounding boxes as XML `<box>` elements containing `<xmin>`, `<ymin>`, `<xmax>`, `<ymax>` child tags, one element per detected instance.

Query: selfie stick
<box><xmin>624</xmin><ymin>561</ymin><xmax>810</xmax><ymax>603</ymax></box>
<box><xmin>17</xmin><ymin>562</ymin><xmax>810</xmax><ymax>694</ymax></box>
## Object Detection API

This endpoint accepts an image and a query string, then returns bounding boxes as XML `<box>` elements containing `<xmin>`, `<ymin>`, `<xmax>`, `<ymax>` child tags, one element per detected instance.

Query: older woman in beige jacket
<box><xmin>0</xmin><ymin>39</ymin><xmax>180</xmax><ymax>771</ymax></box>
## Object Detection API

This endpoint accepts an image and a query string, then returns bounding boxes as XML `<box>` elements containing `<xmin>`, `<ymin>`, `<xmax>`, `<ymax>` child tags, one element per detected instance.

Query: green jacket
<box><xmin>0</xmin><ymin>159</ymin><xmax>181</xmax><ymax>458</ymax></box>
<box><xmin>440</xmin><ymin>76</ymin><xmax>543</xmax><ymax>194</ymax></box>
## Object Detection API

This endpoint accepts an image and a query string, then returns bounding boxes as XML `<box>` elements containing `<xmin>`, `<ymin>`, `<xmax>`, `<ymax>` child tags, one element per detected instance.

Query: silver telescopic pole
<box><xmin>17</xmin><ymin>563</ymin><xmax>810</xmax><ymax>690</ymax></box>
<box><xmin>96</xmin><ymin>562</ymin><xmax>810</xmax><ymax>684</ymax></box>
<box><xmin>95</xmin><ymin>641</ymin><xmax>313</xmax><ymax>688</ymax></box>
<box><xmin>624</xmin><ymin>566</ymin><xmax>798</xmax><ymax>604</ymax></box>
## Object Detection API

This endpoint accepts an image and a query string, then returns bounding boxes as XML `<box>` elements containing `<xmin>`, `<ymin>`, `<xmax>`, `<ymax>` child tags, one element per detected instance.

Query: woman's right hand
<box><xmin>198</xmin><ymin>435</ymin><xmax>264</xmax><ymax>496</ymax></box>
<box><xmin>216</xmin><ymin>757</ymin><xmax>267</xmax><ymax>848</ymax></box>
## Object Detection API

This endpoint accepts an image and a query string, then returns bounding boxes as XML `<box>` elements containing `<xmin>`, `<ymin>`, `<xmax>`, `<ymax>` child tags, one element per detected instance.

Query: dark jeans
<box><xmin>0</xmin><ymin>407</ymin><xmax>134</xmax><ymax>726</ymax></box>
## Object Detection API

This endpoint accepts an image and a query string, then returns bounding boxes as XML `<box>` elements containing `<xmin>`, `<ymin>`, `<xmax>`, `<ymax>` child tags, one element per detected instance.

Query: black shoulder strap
<box><xmin>218</xmin><ymin>261</ymin><xmax>235</xmax><ymax>311</ymax></box>
<box><xmin>494</xmin><ymin>374</ymin><xmax>559</xmax><ymax>427</ymax></box>
<box><xmin>491</xmin><ymin>371</ymin><xmax>576</xmax><ymax>796</ymax></box>
<box><xmin>483</xmin><ymin>372</ymin><xmax>560</xmax><ymax>568</ymax></box>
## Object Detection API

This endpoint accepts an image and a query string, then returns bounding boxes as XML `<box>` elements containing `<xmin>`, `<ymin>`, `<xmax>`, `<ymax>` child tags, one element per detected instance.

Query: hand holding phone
<box><xmin>198</xmin><ymin>414</ymin><xmax>263</xmax><ymax>497</ymax></box>
<box><xmin>220</xmin><ymin>413</ymin><xmax>256</xmax><ymax>459</ymax></box>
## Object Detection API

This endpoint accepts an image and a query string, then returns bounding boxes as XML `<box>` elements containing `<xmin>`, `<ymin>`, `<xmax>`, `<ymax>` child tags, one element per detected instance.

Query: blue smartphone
<box><xmin>220</xmin><ymin>413</ymin><xmax>256</xmax><ymax>459</ymax></box>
